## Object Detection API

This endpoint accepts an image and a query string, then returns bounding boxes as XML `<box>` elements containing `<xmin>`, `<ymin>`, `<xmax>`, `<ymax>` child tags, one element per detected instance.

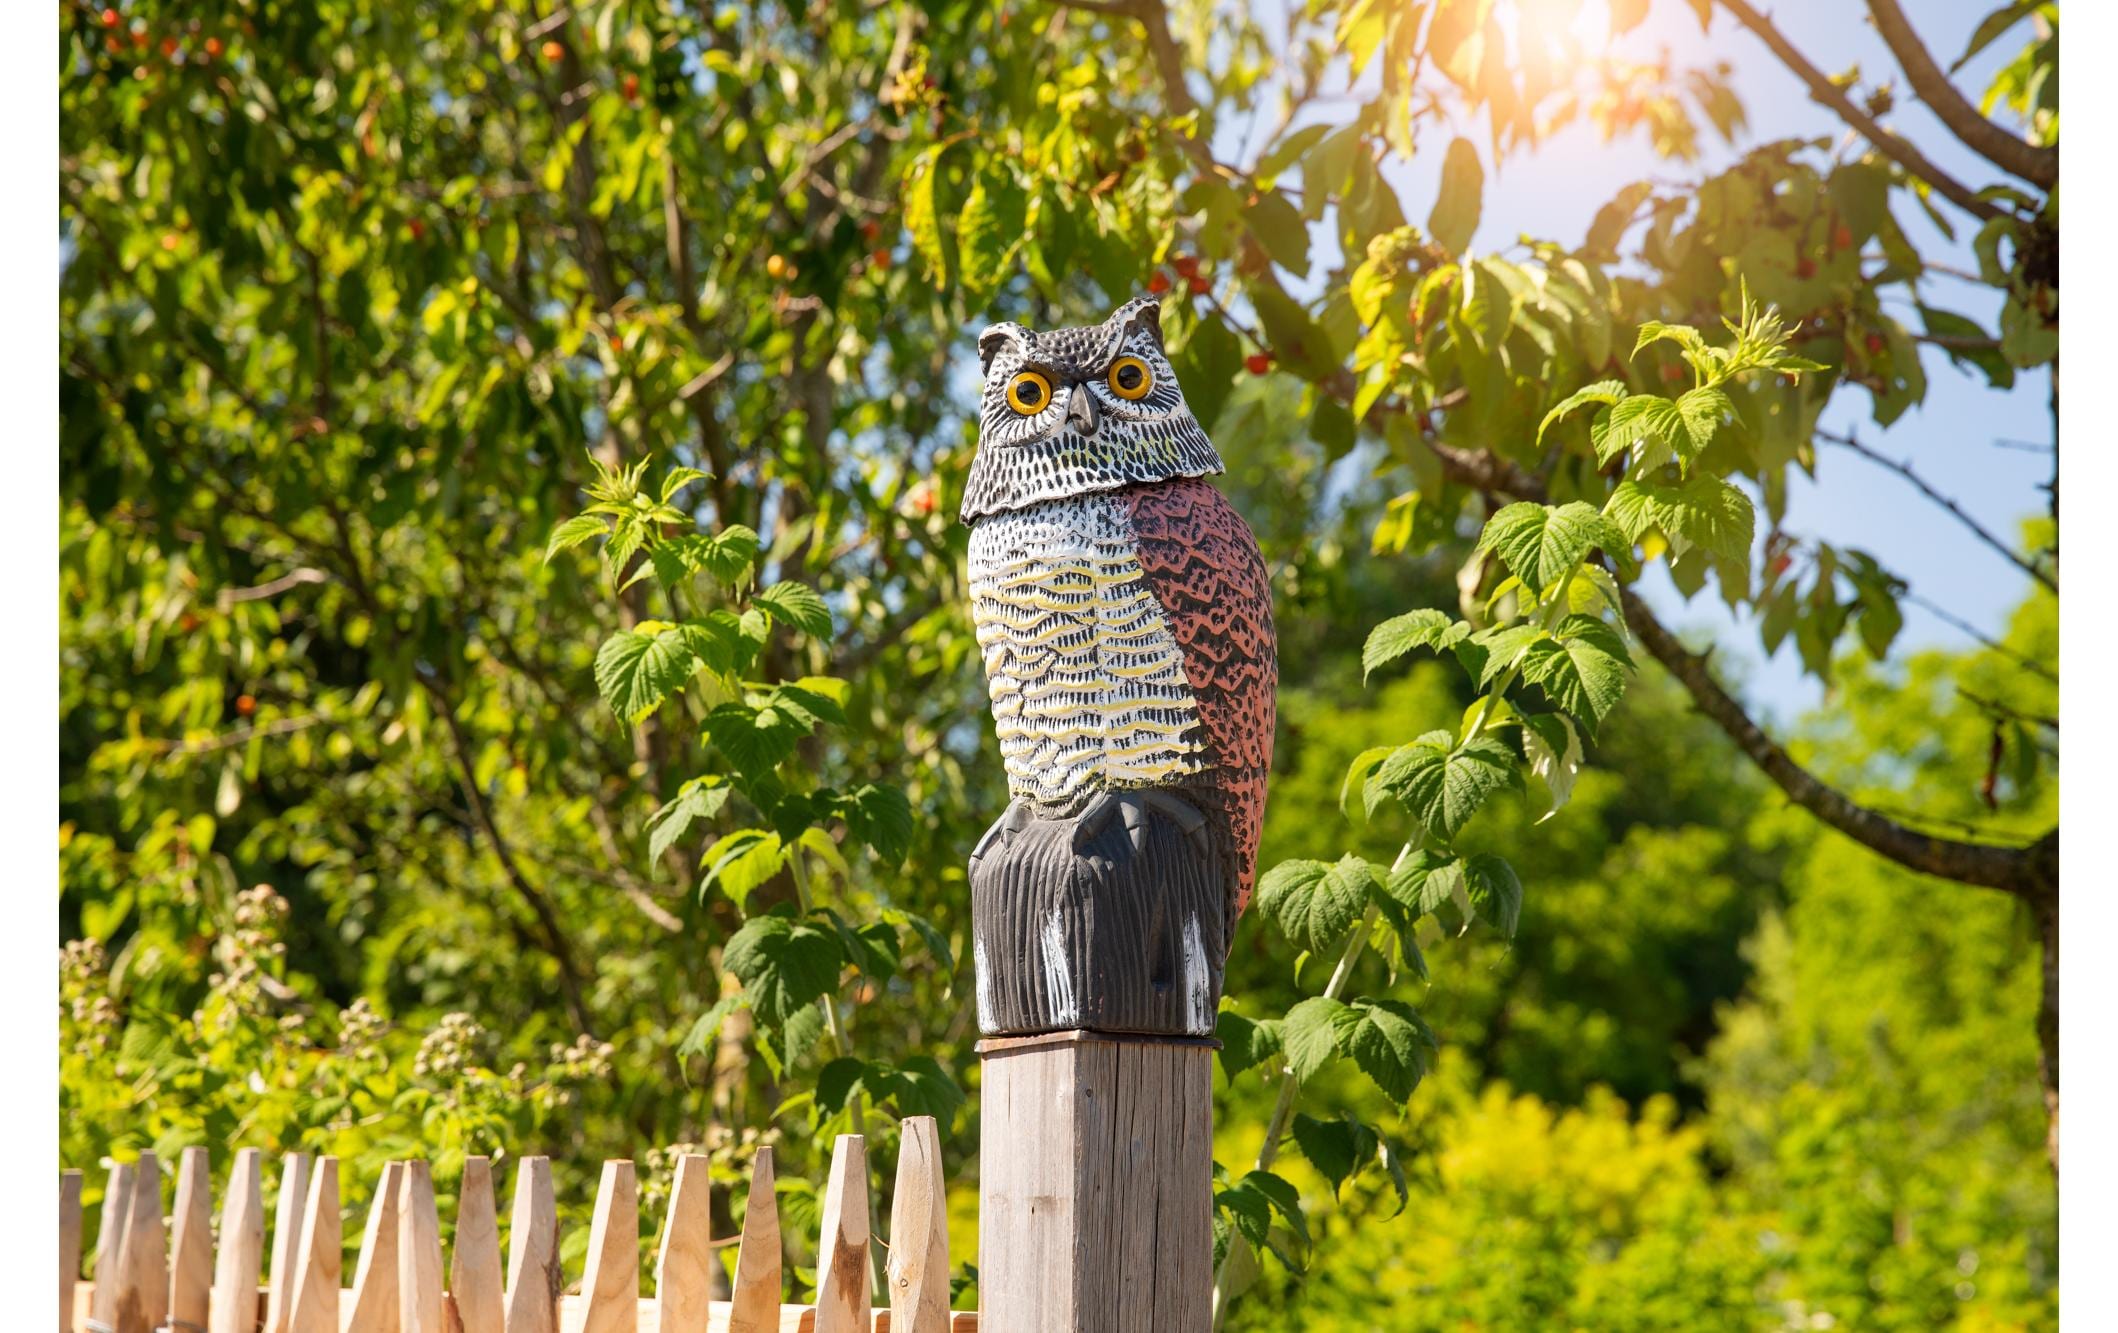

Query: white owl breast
<box><xmin>968</xmin><ymin>492</ymin><xmax>1206</xmax><ymax>809</ymax></box>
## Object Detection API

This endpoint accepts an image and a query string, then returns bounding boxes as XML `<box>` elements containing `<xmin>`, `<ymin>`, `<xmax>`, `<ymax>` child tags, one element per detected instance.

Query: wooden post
<box><xmin>207</xmin><ymin>1149</ymin><xmax>265</xmax><ymax>1333</ymax></box>
<box><xmin>727</xmin><ymin>1147</ymin><xmax>781</xmax><ymax>1333</ymax></box>
<box><xmin>449</xmin><ymin>1156</ymin><xmax>504</xmax><ymax>1333</ymax></box>
<box><xmin>811</xmin><ymin>1136</ymin><xmax>871</xmax><ymax>1333</ymax></box>
<box><xmin>169</xmin><ymin>1147</ymin><xmax>214</xmax><ymax>1328</ymax></box>
<box><xmin>886</xmin><ymin>1117</ymin><xmax>950</xmax><ymax>1333</ymax></box>
<box><xmin>397</xmin><ymin>1161</ymin><xmax>446</xmax><ymax>1333</ymax></box>
<box><xmin>263</xmin><ymin>1152</ymin><xmax>312</xmax><ymax>1333</ymax></box>
<box><xmin>502</xmin><ymin>1156</ymin><xmax>560</xmax><ymax>1333</ymax></box>
<box><xmin>655</xmin><ymin>1153</ymin><xmax>715</xmax><ymax>1332</ymax></box>
<box><xmin>977</xmin><ymin>1031</ymin><xmax>1214</xmax><ymax>1333</ymax></box>
<box><xmin>345</xmin><ymin>1160</ymin><xmax>405</xmax><ymax>1333</ymax></box>
<box><xmin>578</xmin><ymin>1160</ymin><xmax>639</xmax><ymax>1333</ymax></box>
<box><xmin>285</xmin><ymin>1156</ymin><xmax>342</xmax><ymax>1333</ymax></box>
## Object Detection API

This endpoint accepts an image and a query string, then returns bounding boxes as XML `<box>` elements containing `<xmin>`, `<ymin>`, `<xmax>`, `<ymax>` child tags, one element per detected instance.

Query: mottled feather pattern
<box><xmin>1124</xmin><ymin>479</ymin><xmax>1277</xmax><ymax>914</ymax></box>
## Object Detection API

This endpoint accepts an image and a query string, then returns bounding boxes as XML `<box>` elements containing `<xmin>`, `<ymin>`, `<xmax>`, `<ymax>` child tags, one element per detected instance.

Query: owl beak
<box><xmin>1068</xmin><ymin>383</ymin><xmax>1101</xmax><ymax>436</ymax></box>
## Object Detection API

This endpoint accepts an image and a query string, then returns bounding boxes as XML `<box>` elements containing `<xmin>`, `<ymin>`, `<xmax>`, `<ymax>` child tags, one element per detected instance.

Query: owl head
<box><xmin>960</xmin><ymin>295</ymin><xmax>1224</xmax><ymax>524</ymax></box>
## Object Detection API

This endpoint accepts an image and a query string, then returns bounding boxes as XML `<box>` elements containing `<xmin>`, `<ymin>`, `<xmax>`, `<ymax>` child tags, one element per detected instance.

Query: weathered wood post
<box><xmin>959</xmin><ymin>297</ymin><xmax>1278</xmax><ymax>1333</ymax></box>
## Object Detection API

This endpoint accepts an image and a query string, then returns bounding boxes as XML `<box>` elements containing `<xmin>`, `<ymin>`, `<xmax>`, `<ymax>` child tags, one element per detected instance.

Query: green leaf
<box><xmin>1370</xmin><ymin>732</ymin><xmax>1521</xmax><ymax>843</ymax></box>
<box><xmin>1520</xmin><ymin>713</ymin><xmax>1584</xmax><ymax>819</ymax></box>
<box><xmin>1537</xmin><ymin>380</ymin><xmax>1627</xmax><ymax>443</ymax></box>
<box><xmin>836</xmin><ymin>783</ymin><xmax>914</xmax><ymax>866</ymax></box>
<box><xmin>1591</xmin><ymin>394</ymin><xmax>1688</xmax><ymax>469</ymax></box>
<box><xmin>1605</xmin><ymin>475</ymin><xmax>1756</xmax><ymax>564</ymax></box>
<box><xmin>647</xmin><ymin>779</ymin><xmax>731</xmax><ymax>866</ymax></box>
<box><xmin>1255</xmin><ymin>855</ymin><xmax>1377</xmax><ymax>954</ymax></box>
<box><xmin>1216</xmin><ymin>1010</ymin><xmax>1284</xmax><ymax>1080</ymax></box>
<box><xmin>1459</xmin><ymin>853</ymin><xmax>1524</xmax><ymax>938</ymax></box>
<box><xmin>958</xmin><ymin>172</ymin><xmax>1028</xmax><ymax>296</ymax></box>
<box><xmin>1362</xmin><ymin>610</ymin><xmax>1469</xmax><ymax>679</ymax></box>
<box><xmin>1476</xmin><ymin>502</ymin><xmax>1625</xmax><ymax>593</ymax></box>
<box><xmin>1952</xmin><ymin>0</ymin><xmax>2042</xmax><ymax>71</ymax></box>
<box><xmin>700</xmin><ymin>829</ymin><xmax>786</xmax><ymax>908</ymax></box>
<box><xmin>1428</xmin><ymin>137</ymin><xmax>1483</xmax><ymax>255</ymax></box>
<box><xmin>675</xmin><ymin>994</ymin><xmax>747</xmax><ymax>1064</ymax></box>
<box><xmin>1515</xmin><ymin>615</ymin><xmax>1635</xmax><ymax>729</ymax></box>
<box><xmin>1281</xmin><ymin>996</ymin><xmax>1350</xmax><ymax>1083</ymax></box>
<box><xmin>1379</xmin><ymin>849</ymin><xmax>1445</xmax><ymax>919</ymax></box>
<box><xmin>659</xmin><ymin>467</ymin><xmax>710</xmax><ymax>504</ymax></box>
<box><xmin>1339</xmin><ymin>998</ymin><xmax>1437</xmax><ymax>1102</ymax></box>
<box><xmin>595</xmin><ymin>627</ymin><xmax>700</xmax><ymax>720</ymax></box>
<box><xmin>544</xmin><ymin>514</ymin><xmax>607</xmax><ymax>564</ymax></box>
<box><xmin>876</xmin><ymin>1054</ymin><xmax>966</xmax><ymax>1124</ymax></box>
<box><xmin>753</xmin><ymin>582</ymin><xmax>832</xmax><ymax>637</ymax></box>
<box><xmin>1240</xmin><ymin>1169</ymin><xmax>1309</xmax><ymax>1246</ymax></box>
<box><xmin>1292</xmin><ymin>1113</ymin><xmax>1378</xmax><ymax>1200</ymax></box>
<box><xmin>704</xmin><ymin>701</ymin><xmax>816</xmax><ymax>778</ymax></box>
<box><xmin>1672</xmin><ymin>385</ymin><xmax>1735</xmax><ymax>457</ymax></box>
<box><xmin>903</xmin><ymin>146</ymin><xmax>950</xmax><ymax>284</ymax></box>
<box><xmin>723</xmin><ymin>908</ymin><xmax>844</xmax><ymax>1024</ymax></box>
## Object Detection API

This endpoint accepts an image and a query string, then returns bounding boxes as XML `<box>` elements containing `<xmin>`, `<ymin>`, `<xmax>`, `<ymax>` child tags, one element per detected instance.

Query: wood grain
<box><xmin>812</xmin><ymin>1136</ymin><xmax>870</xmax><ymax>1333</ymax></box>
<box><xmin>977</xmin><ymin>1034</ymin><xmax>1212</xmax><ymax>1333</ymax></box>
<box><xmin>346</xmin><ymin>1159</ymin><xmax>406</xmax><ymax>1333</ymax></box>
<box><xmin>208</xmin><ymin>1149</ymin><xmax>265</xmax><ymax>1333</ymax></box>
<box><xmin>578</xmin><ymin>1160</ymin><xmax>640</xmax><ymax>1333</ymax></box>
<box><xmin>884</xmin><ymin>1118</ymin><xmax>948</xmax><ymax>1333</ymax></box>
<box><xmin>90</xmin><ymin>1159</ymin><xmax>137</xmax><ymax>1331</ymax></box>
<box><xmin>503</xmin><ymin>1156</ymin><xmax>560</xmax><ymax>1333</ymax></box>
<box><xmin>727</xmin><ymin>1147</ymin><xmax>781</xmax><ymax>1333</ymax></box>
<box><xmin>117</xmin><ymin>1149</ymin><xmax>169</xmax><ymax>1333</ymax></box>
<box><xmin>169</xmin><ymin>1147</ymin><xmax>215</xmax><ymax>1329</ymax></box>
<box><xmin>655</xmin><ymin>1154</ymin><xmax>714</xmax><ymax>1333</ymax></box>
<box><xmin>263</xmin><ymin>1152</ymin><xmax>313</xmax><ymax>1333</ymax></box>
<box><xmin>398</xmin><ymin>1161</ymin><xmax>447</xmax><ymax>1333</ymax></box>
<box><xmin>450</xmin><ymin>1156</ymin><xmax>505</xmax><ymax>1333</ymax></box>
<box><xmin>285</xmin><ymin>1155</ymin><xmax>342</xmax><ymax>1333</ymax></box>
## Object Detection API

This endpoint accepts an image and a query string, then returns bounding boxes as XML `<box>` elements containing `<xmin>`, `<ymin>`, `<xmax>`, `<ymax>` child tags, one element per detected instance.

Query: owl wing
<box><xmin>1120</xmin><ymin>479</ymin><xmax>1277</xmax><ymax>918</ymax></box>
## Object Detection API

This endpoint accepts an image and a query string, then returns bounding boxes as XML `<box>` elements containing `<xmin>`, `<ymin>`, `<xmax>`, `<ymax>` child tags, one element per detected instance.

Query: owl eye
<box><xmin>1005</xmin><ymin>370</ymin><xmax>1054</xmax><ymax>415</ymax></box>
<box><xmin>1107</xmin><ymin>356</ymin><xmax>1154</xmax><ymax>401</ymax></box>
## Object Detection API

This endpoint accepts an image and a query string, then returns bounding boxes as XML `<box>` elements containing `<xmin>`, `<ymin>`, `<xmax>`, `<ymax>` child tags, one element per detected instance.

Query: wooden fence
<box><xmin>61</xmin><ymin>1116</ymin><xmax>973</xmax><ymax>1333</ymax></box>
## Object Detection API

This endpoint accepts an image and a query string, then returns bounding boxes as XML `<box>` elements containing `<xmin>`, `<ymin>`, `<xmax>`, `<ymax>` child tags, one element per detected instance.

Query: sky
<box><xmin>1227</xmin><ymin>0</ymin><xmax>2053</xmax><ymax>722</ymax></box>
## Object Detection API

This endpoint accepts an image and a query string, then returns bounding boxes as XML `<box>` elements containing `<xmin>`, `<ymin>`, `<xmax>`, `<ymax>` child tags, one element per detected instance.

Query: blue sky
<box><xmin>1230</xmin><ymin>0</ymin><xmax>2052</xmax><ymax>721</ymax></box>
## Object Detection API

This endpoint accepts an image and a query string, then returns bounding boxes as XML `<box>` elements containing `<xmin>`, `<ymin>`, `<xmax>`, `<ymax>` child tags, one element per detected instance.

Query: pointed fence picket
<box><xmin>61</xmin><ymin>1117</ymin><xmax>975</xmax><ymax>1333</ymax></box>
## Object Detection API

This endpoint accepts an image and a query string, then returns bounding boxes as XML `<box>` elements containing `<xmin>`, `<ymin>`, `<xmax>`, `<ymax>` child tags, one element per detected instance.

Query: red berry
<box><xmin>407</xmin><ymin>218</ymin><xmax>425</xmax><ymax>240</ymax></box>
<box><xmin>160</xmin><ymin>35</ymin><xmax>177</xmax><ymax>56</ymax></box>
<box><xmin>1660</xmin><ymin>363</ymin><xmax>1684</xmax><ymax>383</ymax></box>
<box><xmin>1795</xmin><ymin>257</ymin><xmax>1817</xmax><ymax>278</ymax></box>
<box><xmin>1245</xmin><ymin>353</ymin><xmax>1272</xmax><ymax>375</ymax></box>
<box><xmin>235</xmin><ymin>694</ymin><xmax>257</xmax><ymax>717</ymax></box>
<box><xmin>203</xmin><ymin>36</ymin><xmax>221</xmax><ymax>56</ymax></box>
<box><xmin>860</xmin><ymin>219</ymin><xmax>882</xmax><ymax>241</ymax></box>
<box><xmin>1147</xmin><ymin>271</ymin><xmax>1171</xmax><ymax>295</ymax></box>
<box><xmin>622</xmin><ymin>73</ymin><xmax>639</xmax><ymax>101</ymax></box>
<box><xmin>540</xmin><ymin>39</ymin><xmax>565</xmax><ymax>62</ymax></box>
<box><xmin>1769</xmin><ymin>553</ymin><xmax>1793</xmax><ymax>577</ymax></box>
<box><xmin>1187</xmin><ymin>274</ymin><xmax>1210</xmax><ymax>295</ymax></box>
<box><xmin>869</xmin><ymin>248</ymin><xmax>891</xmax><ymax>270</ymax></box>
<box><xmin>1864</xmin><ymin>333</ymin><xmax>1885</xmax><ymax>355</ymax></box>
<box><xmin>1833</xmin><ymin>223</ymin><xmax>1853</xmax><ymax>249</ymax></box>
<box><xmin>1172</xmin><ymin>254</ymin><xmax>1199</xmax><ymax>279</ymax></box>
<box><xmin>100</xmin><ymin>7</ymin><xmax>120</xmax><ymax>28</ymax></box>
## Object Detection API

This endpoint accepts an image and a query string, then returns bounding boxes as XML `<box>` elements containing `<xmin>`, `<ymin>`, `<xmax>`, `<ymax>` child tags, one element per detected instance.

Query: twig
<box><xmin>216</xmin><ymin>567</ymin><xmax>328</xmax><ymax>609</ymax></box>
<box><xmin>1817</xmin><ymin>427</ymin><xmax>2055</xmax><ymax>591</ymax></box>
<box><xmin>1957</xmin><ymin>688</ymin><xmax>2057</xmax><ymax>731</ymax></box>
<box><xmin>1903</xmin><ymin>591</ymin><xmax>2057</xmax><ymax>683</ymax></box>
<box><xmin>1715</xmin><ymin>0</ymin><xmax>2005</xmax><ymax>221</ymax></box>
<box><xmin>1865</xmin><ymin>0</ymin><xmax>2055</xmax><ymax>189</ymax></box>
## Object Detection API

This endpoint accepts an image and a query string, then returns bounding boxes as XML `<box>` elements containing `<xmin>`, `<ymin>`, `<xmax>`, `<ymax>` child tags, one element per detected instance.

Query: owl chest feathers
<box><xmin>968</xmin><ymin>490</ymin><xmax>1209</xmax><ymax>810</ymax></box>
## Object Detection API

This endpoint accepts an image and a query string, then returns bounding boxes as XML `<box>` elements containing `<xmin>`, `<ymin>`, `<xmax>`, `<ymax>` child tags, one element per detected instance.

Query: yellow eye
<box><xmin>1107</xmin><ymin>356</ymin><xmax>1154</xmax><ymax>401</ymax></box>
<box><xmin>1005</xmin><ymin>370</ymin><xmax>1054</xmax><ymax>415</ymax></box>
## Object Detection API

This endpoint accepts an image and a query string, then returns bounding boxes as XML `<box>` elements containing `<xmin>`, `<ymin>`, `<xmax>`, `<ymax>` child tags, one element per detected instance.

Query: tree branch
<box><xmin>1616</xmin><ymin>585</ymin><xmax>2053</xmax><ymax>896</ymax></box>
<box><xmin>1903</xmin><ymin>589</ymin><xmax>2057</xmax><ymax>684</ymax></box>
<box><xmin>1865</xmin><ymin>0</ymin><xmax>2056</xmax><ymax>189</ymax></box>
<box><xmin>1817</xmin><ymin>427</ymin><xmax>2056</xmax><ymax>591</ymax></box>
<box><xmin>1715</xmin><ymin>0</ymin><xmax>2005</xmax><ymax>221</ymax></box>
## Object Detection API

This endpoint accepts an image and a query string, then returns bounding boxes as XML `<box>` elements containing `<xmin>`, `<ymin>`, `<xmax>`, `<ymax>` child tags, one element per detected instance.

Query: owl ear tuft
<box><xmin>978</xmin><ymin>323</ymin><xmax>1029</xmax><ymax>375</ymax></box>
<box><xmin>1127</xmin><ymin>296</ymin><xmax>1165</xmax><ymax>349</ymax></box>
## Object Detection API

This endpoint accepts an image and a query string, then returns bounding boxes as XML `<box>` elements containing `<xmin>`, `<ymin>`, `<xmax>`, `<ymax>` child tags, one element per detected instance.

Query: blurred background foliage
<box><xmin>59</xmin><ymin>0</ymin><xmax>2055</xmax><ymax>1325</ymax></box>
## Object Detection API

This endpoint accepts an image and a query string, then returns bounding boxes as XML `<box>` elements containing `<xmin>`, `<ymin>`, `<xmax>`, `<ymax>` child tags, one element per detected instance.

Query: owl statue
<box><xmin>962</xmin><ymin>295</ymin><xmax>1277</xmax><ymax>1038</ymax></box>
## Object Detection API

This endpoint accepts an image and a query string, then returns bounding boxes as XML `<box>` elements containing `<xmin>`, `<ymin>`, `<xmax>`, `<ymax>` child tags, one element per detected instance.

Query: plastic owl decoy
<box><xmin>962</xmin><ymin>295</ymin><xmax>1277</xmax><ymax>1037</ymax></box>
